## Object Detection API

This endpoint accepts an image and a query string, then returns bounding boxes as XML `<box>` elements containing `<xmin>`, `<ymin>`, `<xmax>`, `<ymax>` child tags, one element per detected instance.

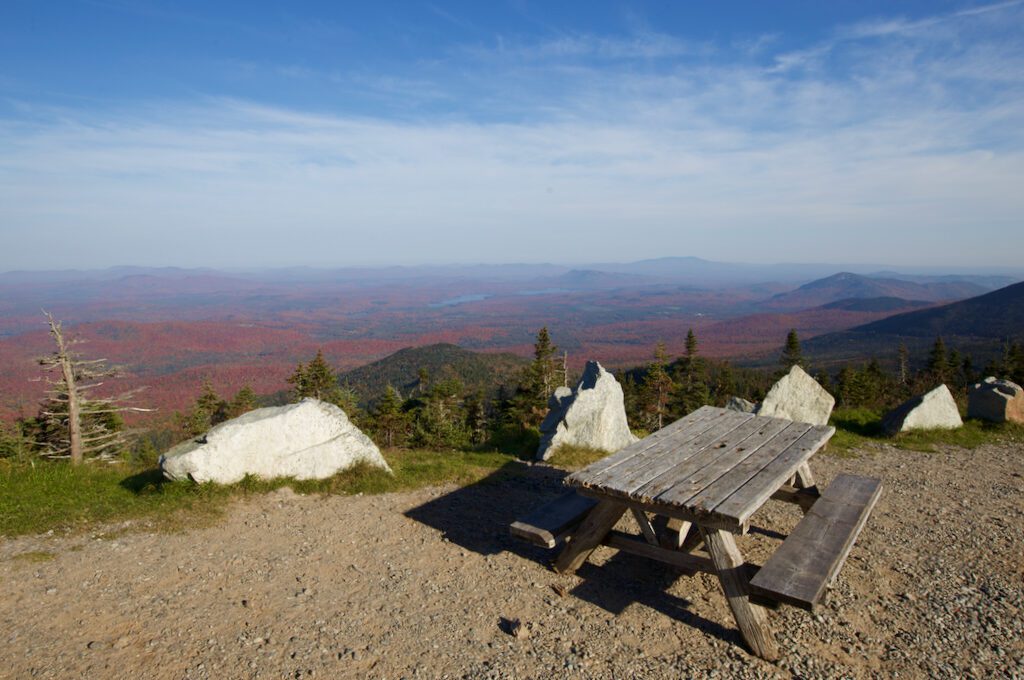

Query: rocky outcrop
<box><xmin>967</xmin><ymin>377</ymin><xmax>1024</xmax><ymax>424</ymax></box>
<box><xmin>756</xmin><ymin>365</ymin><xmax>835</xmax><ymax>426</ymax></box>
<box><xmin>536</xmin><ymin>361</ymin><xmax>638</xmax><ymax>461</ymax></box>
<box><xmin>161</xmin><ymin>399</ymin><xmax>391</xmax><ymax>484</ymax></box>
<box><xmin>882</xmin><ymin>385</ymin><xmax>963</xmax><ymax>435</ymax></box>
<box><xmin>725</xmin><ymin>396</ymin><xmax>757</xmax><ymax>414</ymax></box>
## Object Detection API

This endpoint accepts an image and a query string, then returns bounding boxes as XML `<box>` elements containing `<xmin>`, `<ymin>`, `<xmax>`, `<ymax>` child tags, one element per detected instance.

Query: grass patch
<box><xmin>828</xmin><ymin>407</ymin><xmax>1024</xmax><ymax>454</ymax></box>
<box><xmin>9</xmin><ymin>550</ymin><xmax>56</xmax><ymax>563</ymax></box>
<box><xmin>545</xmin><ymin>444</ymin><xmax>613</xmax><ymax>471</ymax></box>
<box><xmin>0</xmin><ymin>448</ymin><xmax>515</xmax><ymax>538</ymax></box>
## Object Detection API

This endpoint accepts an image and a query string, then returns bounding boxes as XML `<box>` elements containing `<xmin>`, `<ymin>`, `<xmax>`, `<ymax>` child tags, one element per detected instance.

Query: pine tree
<box><xmin>780</xmin><ymin>329</ymin><xmax>803</xmax><ymax>370</ymax></box>
<box><xmin>288</xmin><ymin>350</ymin><xmax>338</xmax><ymax>401</ymax></box>
<box><xmin>507</xmin><ymin>327</ymin><xmax>562</xmax><ymax>429</ymax></box>
<box><xmin>178</xmin><ymin>378</ymin><xmax>228</xmax><ymax>437</ymax></box>
<box><xmin>927</xmin><ymin>337</ymin><xmax>949</xmax><ymax>384</ymax></box>
<box><xmin>370</xmin><ymin>386</ymin><xmax>408</xmax><ymax>448</ymax></box>
<box><xmin>675</xmin><ymin>329</ymin><xmax>710</xmax><ymax>415</ymax></box>
<box><xmin>34</xmin><ymin>313</ymin><xmax>145</xmax><ymax>463</ymax></box>
<box><xmin>641</xmin><ymin>343</ymin><xmax>675</xmax><ymax>431</ymax></box>
<box><xmin>228</xmin><ymin>385</ymin><xmax>258</xmax><ymax>418</ymax></box>
<box><xmin>897</xmin><ymin>343</ymin><xmax>910</xmax><ymax>386</ymax></box>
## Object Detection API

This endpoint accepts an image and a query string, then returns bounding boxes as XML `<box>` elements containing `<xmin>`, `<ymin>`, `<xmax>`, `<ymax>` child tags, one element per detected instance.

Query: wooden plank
<box><xmin>575</xmin><ymin>410</ymin><xmax>753</xmax><ymax>497</ymax></box>
<box><xmin>602</xmin><ymin>530</ymin><xmax>714</xmax><ymax>573</ymax></box>
<box><xmin>680</xmin><ymin>421</ymin><xmax>812</xmax><ymax>518</ymax></box>
<box><xmin>641</xmin><ymin>417</ymin><xmax>791</xmax><ymax>506</ymax></box>
<box><xmin>573</xmin><ymin>487</ymin><xmax>744</xmax><ymax>533</ymax></box>
<box><xmin>700</xmin><ymin>527</ymin><xmax>779</xmax><ymax>661</ymax></box>
<box><xmin>567</xmin><ymin>406</ymin><xmax>722</xmax><ymax>484</ymax></box>
<box><xmin>715</xmin><ymin>425</ymin><xmax>835</xmax><ymax>528</ymax></box>
<box><xmin>630</xmin><ymin>508</ymin><xmax>659</xmax><ymax>545</ymax></box>
<box><xmin>749</xmin><ymin>474</ymin><xmax>882</xmax><ymax>611</ymax></box>
<box><xmin>552</xmin><ymin>500</ymin><xmax>627</xmax><ymax>574</ymax></box>
<box><xmin>509</xmin><ymin>490</ymin><xmax>598</xmax><ymax>548</ymax></box>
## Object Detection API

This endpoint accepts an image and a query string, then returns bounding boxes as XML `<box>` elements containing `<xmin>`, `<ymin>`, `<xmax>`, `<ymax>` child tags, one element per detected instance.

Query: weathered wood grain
<box><xmin>678</xmin><ymin>421</ymin><xmax>812</xmax><ymax>518</ymax></box>
<box><xmin>715</xmin><ymin>426</ymin><xmax>835</xmax><ymax>528</ymax></box>
<box><xmin>749</xmin><ymin>474</ymin><xmax>882</xmax><ymax>611</ymax></box>
<box><xmin>509</xmin><ymin>490</ymin><xmax>598</xmax><ymax>549</ymax></box>
<box><xmin>644</xmin><ymin>417</ymin><xmax>792</xmax><ymax>506</ymax></box>
<box><xmin>602</xmin><ymin>530</ymin><xmax>714</xmax><ymax>573</ymax></box>
<box><xmin>567</xmin><ymin>406</ymin><xmax>722</xmax><ymax>484</ymax></box>
<box><xmin>552</xmin><ymin>500</ymin><xmax>627</xmax><ymax>574</ymax></box>
<box><xmin>700</xmin><ymin>527</ymin><xmax>780</xmax><ymax>661</ymax></box>
<box><xmin>630</xmin><ymin>508</ymin><xmax>659</xmax><ymax>545</ymax></box>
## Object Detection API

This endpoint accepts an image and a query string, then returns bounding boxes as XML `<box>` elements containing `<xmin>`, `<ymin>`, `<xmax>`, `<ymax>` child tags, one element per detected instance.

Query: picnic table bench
<box><xmin>510</xmin><ymin>405</ymin><xmax>882</xmax><ymax>660</ymax></box>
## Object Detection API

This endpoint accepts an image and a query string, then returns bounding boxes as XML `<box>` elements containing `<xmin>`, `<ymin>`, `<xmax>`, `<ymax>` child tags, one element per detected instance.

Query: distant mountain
<box><xmin>802</xmin><ymin>281</ymin><xmax>1024</xmax><ymax>365</ymax></box>
<box><xmin>821</xmin><ymin>297</ymin><xmax>933</xmax><ymax>313</ymax></box>
<box><xmin>339</xmin><ymin>343</ymin><xmax>528</xmax><ymax>404</ymax></box>
<box><xmin>764</xmin><ymin>272</ymin><xmax>989</xmax><ymax>311</ymax></box>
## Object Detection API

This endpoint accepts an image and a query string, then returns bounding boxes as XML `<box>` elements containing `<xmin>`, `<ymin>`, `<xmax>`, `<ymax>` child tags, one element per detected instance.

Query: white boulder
<box><xmin>968</xmin><ymin>377</ymin><xmax>1024</xmax><ymax>424</ymax></box>
<box><xmin>756</xmin><ymin>365</ymin><xmax>835</xmax><ymax>426</ymax></box>
<box><xmin>161</xmin><ymin>398</ymin><xmax>391</xmax><ymax>484</ymax></box>
<box><xmin>882</xmin><ymin>384</ymin><xmax>963</xmax><ymax>435</ymax></box>
<box><xmin>536</xmin><ymin>361</ymin><xmax>638</xmax><ymax>461</ymax></box>
<box><xmin>725</xmin><ymin>396</ymin><xmax>757</xmax><ymax>414</ymax></box>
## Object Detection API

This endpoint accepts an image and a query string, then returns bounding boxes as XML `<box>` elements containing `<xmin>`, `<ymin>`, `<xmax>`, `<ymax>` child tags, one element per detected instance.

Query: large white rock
<box><xmin>725</xmin><ymin>396</ymin><xmax>757</xmax><ymax>414</ymax></box>
<box><xmin>968</xmin><ymin>377</ymin><xmax>1024</xmax><ymax>424</ymax></box>
<box><xmin>536</xmin><ymin>361</ymin><xmax>638</xmax><ymax>461</ymax></box>
<box><xmin>882</xmin><ymin>384</ymin><xmax>964</xmax><ymax>435</ymax></box>
<box><xmin>161</xmin><ymin>399</ymin><xmax>391</xmax><ymax>484</ymax></box>
<box><xmin>756</xmin><ymin>365</ymin><xmax>835</xmax><ymax>426</ymax></box>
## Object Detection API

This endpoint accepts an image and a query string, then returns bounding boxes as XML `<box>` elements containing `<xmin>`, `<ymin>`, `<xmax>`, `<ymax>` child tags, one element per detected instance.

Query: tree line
<box><xmin>4</xmin><ymin>314</ymin><xmax>1022</xmax><ymax>463</ymax></box>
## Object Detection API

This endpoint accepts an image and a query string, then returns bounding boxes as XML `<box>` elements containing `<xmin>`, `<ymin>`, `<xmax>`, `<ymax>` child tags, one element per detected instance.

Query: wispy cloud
<box><xmin>1</xmin><ymin>3</ymin><xmax>1022</xmax><ymax>269</ymax></box>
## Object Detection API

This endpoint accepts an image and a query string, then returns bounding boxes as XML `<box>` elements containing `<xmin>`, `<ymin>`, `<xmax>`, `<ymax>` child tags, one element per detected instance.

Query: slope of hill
<box><xmin>339</xmin><ymin>344</ymin><xmax>528</xmax><ymax>403</ymax></box>
<box><xmin>802</xmin><ymin>281</ymin><xmax>1024</xmax><ymax>365</ymax></box>
<box><xmin>821</xmin><ymin>297</ymin><xmax>933</xmax><ymax>312</ymax></box>
<box><xmin>765</xmin><ymin>272</ymin><xmax>989</xmax><ymax>311</ymax></box>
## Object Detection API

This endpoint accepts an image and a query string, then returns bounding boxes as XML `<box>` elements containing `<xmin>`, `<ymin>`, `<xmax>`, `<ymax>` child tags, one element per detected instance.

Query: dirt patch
<box><xmin>1</xmin><ymin>445</ymin><xmax>1022</xmax><ymax>679</ymax></box>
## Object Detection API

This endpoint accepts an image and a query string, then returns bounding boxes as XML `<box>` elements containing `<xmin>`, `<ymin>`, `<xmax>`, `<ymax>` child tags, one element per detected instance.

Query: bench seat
<box><xmin>749</xmin><ymin>473</ymin><xmax>882</xmax><ymax>611</ymax></box>
<box><xmin>510</xmin><ymin>490</ymin><xmax>598</xmax><ymax>548</ymax></box>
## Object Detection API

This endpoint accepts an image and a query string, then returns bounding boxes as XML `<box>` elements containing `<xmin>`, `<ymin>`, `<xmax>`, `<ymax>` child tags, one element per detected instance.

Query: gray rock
<box><xmin>536</xmin><ymin>361</ymin><xmax>638</xmax><ymax>461</ymax></box>
<box><xmin>161</xmin><ymin>398</ymin><xmax>391</xmax><ymax>484</ymax></box>
<box><xmin>882</xmin><ymin>384</ymin><xmax>964</xmax><ymax>435</ymax></box>
<box><xmin>725</xmin><ymin>396</ymin><xmax>757</xmax><ymax>414</ymax></box>
<box><xmin>967</xmin><ymin>377</ymin><xmax>1024</xmax><ymax>424</ymax></box>
<box><xmin>756</xmin><ymin>365</ymin><xmax>835</xmax><ymax>426</ymax></box>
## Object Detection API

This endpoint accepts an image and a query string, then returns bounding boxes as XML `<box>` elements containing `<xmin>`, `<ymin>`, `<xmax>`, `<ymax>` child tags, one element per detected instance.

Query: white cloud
<box><xmin>1</xmin><ymin>4</ymin><xmax>1022</xmax><ymax>269</ymax></box>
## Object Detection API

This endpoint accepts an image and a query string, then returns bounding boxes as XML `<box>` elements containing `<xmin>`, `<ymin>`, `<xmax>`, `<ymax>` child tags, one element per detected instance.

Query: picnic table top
<box><xmin>564</xmin><ymin>406</ymin><xmax>835</xmax><ymax>533</ymax></box>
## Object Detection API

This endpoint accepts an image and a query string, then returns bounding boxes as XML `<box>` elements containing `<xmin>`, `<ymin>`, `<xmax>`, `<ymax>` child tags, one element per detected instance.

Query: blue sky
<box><xmin>1</xmin><ymin>1</ymin><xmax>1022</xmax><ymax>270</ymax></box>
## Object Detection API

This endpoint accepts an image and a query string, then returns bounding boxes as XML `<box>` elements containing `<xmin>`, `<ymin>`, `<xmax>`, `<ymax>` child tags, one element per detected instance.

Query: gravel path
<box><xmin>2</xmin><ymin>441</ymin><xmax>1022</xmax><ymax>679</ymax></box>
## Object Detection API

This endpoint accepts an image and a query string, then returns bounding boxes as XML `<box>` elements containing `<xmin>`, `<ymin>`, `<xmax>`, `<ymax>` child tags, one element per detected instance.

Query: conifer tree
<box><xmin>675</xmin><ymin>329</ymin><xmax>710</xmax><ymax>415</ymax></box>
<box><xmin>780</xmin><ymin>329</ymin><xmax>803</xmax><ymax>370</ymax></box>
<box><xmin>228</xmin><ymin>385</ymin><xmax>258</xmax><ymax>418</ymax></box>
<box><xmin>641</xmin><ymin>343</ymin><xmax>675</xmax><ymax>431</ymax></box>
<box><xmin>897</xmin><ymin>343</ymin><xmax>910</xmax><ymax>386</ymax></box>
<box><xmin>288</xmin><ymin>350</ymin><xmax>339</xmax><ymax>401</ymax></box>
<box><xmin>927</xmin><ymin>337</ymin><xmax>949</xmax><ymax>384</ymax></box>
<box><xmin>370</xmin><ymin>385</ymin><xmax>408</xmax><ymax>448</ymax></box>
<box><xmin>34</xmin><ymin>313</ymin><xmax>146</xmax><ymax>463</ymax></box>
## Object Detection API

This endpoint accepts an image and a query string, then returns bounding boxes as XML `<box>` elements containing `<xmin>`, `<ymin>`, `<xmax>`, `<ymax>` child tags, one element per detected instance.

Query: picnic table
<box><xmin>511</xmin><ymin>406</ymin><xmax>882</xmax><ymax>660</ymax></box>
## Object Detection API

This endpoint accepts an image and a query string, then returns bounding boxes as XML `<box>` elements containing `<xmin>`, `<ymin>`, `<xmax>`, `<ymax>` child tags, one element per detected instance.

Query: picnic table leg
<box><xmin>794</xmin><ymin>462</ymin><xmax>820</xmax><ymax>514</ymax></box>
<box><xmin>552</xmin><ymin>500</ymin><xmax>626</xmax><ymax>575</ymax></box>
<box><xmin>699</xmin><ymin>527</ymin><xmax>780</xmax><ymax>661</ymax></box>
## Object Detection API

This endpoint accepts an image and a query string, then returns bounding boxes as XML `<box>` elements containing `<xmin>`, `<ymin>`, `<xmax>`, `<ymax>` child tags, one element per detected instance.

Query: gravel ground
<box><xmin>1</xmin><ymin>441</ymin><xmax>1022</xmax><ymax>679</ymax></box>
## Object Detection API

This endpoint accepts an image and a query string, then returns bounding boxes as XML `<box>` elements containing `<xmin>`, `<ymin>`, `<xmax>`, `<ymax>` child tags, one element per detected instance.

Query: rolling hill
<box><xmin>764</xmin><ymin>272</ymin><xmax>990</xmax><ymax>311</ymax></box>
<box><xmin>802</xmin><ymin>281</ymin><xmax>1024</xmax><ymax>365</ymax></box>
<box><xmin>339</xmin><ymin>344</ymin><xmax>528</xmax><ymax>404</ymax></box>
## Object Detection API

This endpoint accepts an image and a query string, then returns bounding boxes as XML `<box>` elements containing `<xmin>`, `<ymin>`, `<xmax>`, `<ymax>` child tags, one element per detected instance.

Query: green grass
<box><xmin>0</xmin><ymin>448</ymin><xmax>515</xmax><ymax>538</ymax></box>
<box><xmin>545</xmin><ymin>444</ymin><xmax>613</xmax><ymax>470</ymax></box>
<box><xmin>828</xmin><ymin>407</ymin><xmax>1024</xmax><ymax>454</ymax></box>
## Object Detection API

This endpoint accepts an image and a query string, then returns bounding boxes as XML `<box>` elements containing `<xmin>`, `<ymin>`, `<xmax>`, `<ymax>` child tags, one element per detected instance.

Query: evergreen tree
<box><xmin>507</xmin><ymin>327</ymin><xmax>562</xmax><ymax>429</ymax></box>
<box><xmin>412</xmin><ymin>378</ymin><xmax>469</xmax><ymax>449</ymax></box>
<box><xmin>463</xmin><ymin>390</ymin><xmax>490</xmax><ymax>446</ymax></box>
<box><xmin>178</xmin><ymin>378</ymin><xmax>228</xmax><ymax>437</ymax></box>
<box><xmin>927</xmin><ymin>337</ymin><xmax>949</xmax><ymax>384</ymax></box>
<box><xmin>227</xmin><ymin>385</ymin><xmax>258</xmax><ymax>418</ymax></box>
<box><xmin>288</xmin><ymin>350</ymin><xmax>339</xmax><ymax>401</ymax></box>
<box><xmin>675</xmin><ymin>329</ymin><xmax>710</xmax><ymax>415</ymax></box>
<box><xmin>780</xmin><ymin>329</ymin><xmax>803</xmax><ymax>370</ymax></box>
<box><xmin>897</xmin><ymin>343</ymin><xmax>910</xmax><ymax>387</ymax></box>
<box><xmin>640</xmin><ymin>343</ymin><xmax>675</xmax><ymax>431</ymax></box>
<box><xmin>370</xmin><ymin>385</ymin><xmax>408</xmax><ymax>448</ymax></box>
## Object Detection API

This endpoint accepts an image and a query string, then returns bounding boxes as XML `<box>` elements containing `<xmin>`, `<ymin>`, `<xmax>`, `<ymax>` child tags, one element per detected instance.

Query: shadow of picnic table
<box><xmin>404</xmin><ymin>460</ymin><xmax>741</xmax><ymax>647</ymax></box>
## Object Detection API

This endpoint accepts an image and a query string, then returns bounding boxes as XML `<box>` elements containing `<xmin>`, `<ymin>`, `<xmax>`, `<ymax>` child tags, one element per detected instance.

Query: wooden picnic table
<box><xmin>521</xmin><ymin>405</ymin><xmax>881</xmax><ymax>661</ymax></box>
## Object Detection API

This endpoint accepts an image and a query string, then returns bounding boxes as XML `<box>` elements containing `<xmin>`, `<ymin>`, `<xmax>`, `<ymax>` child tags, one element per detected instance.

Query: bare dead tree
<box><xmin>36</xmin><ymin>312</ymin><xmax>151</xmax><ymax>464</ymax></box>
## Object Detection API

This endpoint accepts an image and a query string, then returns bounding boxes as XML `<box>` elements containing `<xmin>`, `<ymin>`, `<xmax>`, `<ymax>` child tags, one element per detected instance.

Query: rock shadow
<box><xmin>119</xmin><ymin>468</ymin><xmax>168</xmax><ymax>494</ymax></box>
<box><xmin>403</xmin><ymin>460</ymin><xmax>570</xmax><ymax>562</ymax></box>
